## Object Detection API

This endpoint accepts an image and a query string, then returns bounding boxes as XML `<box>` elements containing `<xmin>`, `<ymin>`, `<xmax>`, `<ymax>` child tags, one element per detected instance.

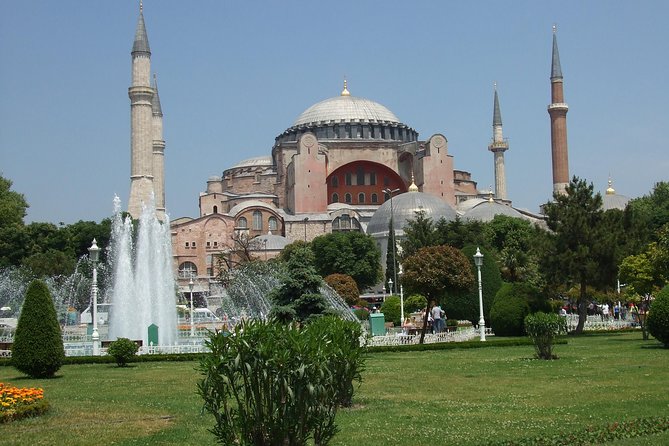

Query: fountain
<box><xmin>107</xmin><ymin>196</ymin><xmax>177</xmax><ymax>346</ymax></box>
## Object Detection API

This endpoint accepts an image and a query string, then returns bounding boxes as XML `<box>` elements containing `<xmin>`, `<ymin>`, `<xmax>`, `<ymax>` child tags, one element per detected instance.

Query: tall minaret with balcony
<box><xmin>128</xmin><ymin>1</ymin><xmax>155</xmax><ymax>219</ymax></box>
<box><xmin>488</xmin><ymin>83</ymin><xmax>509</xmax><ymax>200</ymax></box>
<box><xmin>548</xmin><ymin>25</ymin><xmax>570</xmax><ymax>195</ymax></box>
<box><xmin>152</xmin><ymin>74</ymin><xmax>166</xmax><ymax>220</ymax></box>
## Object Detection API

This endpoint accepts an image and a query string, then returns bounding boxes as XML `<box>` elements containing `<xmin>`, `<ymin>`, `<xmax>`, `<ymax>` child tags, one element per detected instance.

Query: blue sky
<box><xmin>1</xmin><ymin>1</ymin><xmax>667</xmax><ymax>224</ymax></box>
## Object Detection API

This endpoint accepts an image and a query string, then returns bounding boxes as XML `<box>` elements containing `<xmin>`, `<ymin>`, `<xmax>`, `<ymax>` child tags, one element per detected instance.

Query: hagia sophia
<box><xmin>125</xmin><ymin>5</ymin><xmax>629</xmax><ymax>295</ymax></box>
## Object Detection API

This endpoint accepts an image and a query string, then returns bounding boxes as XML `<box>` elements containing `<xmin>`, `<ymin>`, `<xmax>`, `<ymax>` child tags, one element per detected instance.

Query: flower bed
<box><xmin>0</xmin><ymin>382</ymin><xmax>49</xmax><ymax>423</ymax></box>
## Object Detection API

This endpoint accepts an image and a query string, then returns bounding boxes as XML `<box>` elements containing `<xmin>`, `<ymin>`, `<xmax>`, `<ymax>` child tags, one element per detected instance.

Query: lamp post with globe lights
<box><xmin>473</xmin><ymin>247</ymin><xmax>486</xmax><ymax>341</ymax></box>
<box><xmin>189</xmin><ymin>276</ymin><xmax>195</xmax><ymax>337</ymax></box>
<box><xmin>88</xmin><ymin>239</ymin><xmax>101</xmax><ymax>355</ymax></box>
<box><xmin>382</xmin><ymin>187</ymin><xmax>400</xmax><ymax>294</ymax></box>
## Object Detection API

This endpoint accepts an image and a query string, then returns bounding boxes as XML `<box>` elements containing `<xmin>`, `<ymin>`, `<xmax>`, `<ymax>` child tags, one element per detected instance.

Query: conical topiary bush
<box><xmin>11</xmin><ymin>279</ymin><xmax>65</xmax><ymax>378</ymax></box>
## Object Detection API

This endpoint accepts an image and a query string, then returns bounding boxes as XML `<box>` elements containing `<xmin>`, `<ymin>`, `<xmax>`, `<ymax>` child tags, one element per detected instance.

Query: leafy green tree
<box><xmin>11</xmin><ymin>280</ymin><xmax>65</xmax><ymax>378</ymax></box>
<box><xmin>540</xmin><ymin>177</ymin><xmax>619</xmax><ymax>334</ymax></box>
<box><xmin>310</xmin><ymin>232</ymin><xmax>381</xmax><ymax>291</ymax></box>
<box><xmin>0</xmin><ymin>175</ymin><xmax>29</xmax><ymax>268</ymax></box>
<box><xmin>402</xmin><ymin>245</ymin><xmax>474</xmax><ymax>342</ymax></box>
<box><xmin>443</xmin><ymin>245</ymin><xmax>502</xmax><ymax>324</ymax></box>
<box><xmin>628</xmin><ymin>181</ymin><xmax>669</xmax><ymax>241</ymax></box>
<box><xmin>324</xmin><ymin>273</ymin><xmax>359</xmax><ymax>306</ymax></box>
<box><xmin>404</xmin><ymin>294</ymin><xmax>427</xmax><ymax>314</ymax></box>
<box><xmin>0</xmin><ymin>175</ymin><xmax>28</xmax><ymax>228</ymax></box>
<box><xmin>489</xmin><ymin>282</ymin><xmax>533</xmax><ymax>336</ymax></box>
<box><xmin>483</xmin><ymin>215</ymin><xmax>544</xmax><ymax>285</ymax></box>
<box><xmin>435</xmin><ymin>216</ymin><xmax>486</xmax><ymax>249</ymax></box>
<box><xmin>400</xmin><ymin>210</ymin><xmax>438</xmax><ymax>259</ymax></box>
<box><xmin>269</xmin><ymin>245</ymin><xmax>328</xmax><ymax>323</ymax></box>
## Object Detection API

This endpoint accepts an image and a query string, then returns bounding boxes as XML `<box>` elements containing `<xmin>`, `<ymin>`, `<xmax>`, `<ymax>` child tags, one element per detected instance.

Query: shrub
<box><xmin>380</xmin><ymin>296</ymin><xmax>401</xmax><ymax>326</ymax></box>
<box><xmin>648</xmin><ymin>284</ymin><xmax>669</xmax><ymax>347</ymax></box>
<box><xmin>324</xmin><ymin>273</ymin><xmax>360</xmax><ymax>306</ymax></box>
<box><xmin>352</xmin><ymin>306</ymin><xmax>369</xmax><ymax>321</ymax></box>
<box><xmin>11</xmin><ymin>280</ymin><xmax>64</xmax><ymax>378</ymax></box>
<box><xmin>107</xmin><ymin>338</ymin><xmax>140</xmax><ymax>367</ymax></box>
<box><xmin>489</xmin><ymin>283</ymin><xmax>531</xmax><ymax>337</ymax></box>
<box><xmin>524</xmin><ymin>312</ymin><xmax>567</xmax><ymax>359</ymax></box>
<box><xmin>404</xmin><ymin>294</ymin><xmax>427</xmax><ymax>314</ymax></box>
<box><xmin>198</xmin><ymin>317</ymin><xmax>365</xmax><ymax>445</ymax></box>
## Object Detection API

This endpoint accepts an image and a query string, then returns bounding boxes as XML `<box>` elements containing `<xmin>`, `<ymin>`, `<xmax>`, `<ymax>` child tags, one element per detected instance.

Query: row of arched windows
<box><xmin>332</xmin><ymin>193</ymin><xmax>378</xmax><ymax>204</ymax></box>
<box><xmin>236</xmin><ymin>211</ymin><xmax>279</xmax><ymax>231</ymax></box>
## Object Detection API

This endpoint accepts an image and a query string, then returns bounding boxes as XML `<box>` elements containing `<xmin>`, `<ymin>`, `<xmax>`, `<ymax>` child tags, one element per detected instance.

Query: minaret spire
<box><xmin>152</xmin><ymin>73</ymin><xmax>166</xmax><ymax>219</ymax></box>
<box><xmin>128</xmin><ymin>2</ymin><xmax>156</xmax><ymax>219</ymax></box>
<box><xmin>488</xmin><ymin>82</ymin><xmax>509</xmax><ymax>200</ymax></box>
<box><xmin>548</xmin><ymin>24</ymin><xmax>570</xmax><ymax>196</ymax></box>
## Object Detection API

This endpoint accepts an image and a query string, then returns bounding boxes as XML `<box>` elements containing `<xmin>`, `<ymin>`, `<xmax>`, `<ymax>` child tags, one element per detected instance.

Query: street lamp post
<box><xmin>399</xmin><ymin>264</ymin><xmax>404</xmax><ymax>326</ymax></box>
<box><xmin>473</xmin><ymin>247</ymin><xmax>486</xmax><ymax>341</ymax></box>
<box><xmin>387</xmin><ymin>278</ymin><xmax>393</xmax><ymax>300</ymax></box>
<box><xmin>303</xmin><ymin>217</ymin><xmax>309</xmax><ymax>242</ymax></box>
<box><xmin>189</xmin><ymin>276</ymin><xmax>195</xmax><ymax>337</ymax></box>
<box><xmin>88</xmin><ymin>239</ymin><xmax>101</xmax><ymax>355</ymax></box>
<box><xmin>382</xmin><ymin>188</ymin><xmax>400</xmax><ymax>294</ymax></box>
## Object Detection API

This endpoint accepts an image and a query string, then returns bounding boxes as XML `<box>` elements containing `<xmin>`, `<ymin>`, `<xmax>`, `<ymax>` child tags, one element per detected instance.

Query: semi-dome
<box><xmin>463</xmin><ymin>199</ymin><xmax>523</xmax><ymax>222</ymax></box>
<box><xmin>366</xmin><ymin>190</ymin><xmax>457</xmax><ymax>236</ymax></box>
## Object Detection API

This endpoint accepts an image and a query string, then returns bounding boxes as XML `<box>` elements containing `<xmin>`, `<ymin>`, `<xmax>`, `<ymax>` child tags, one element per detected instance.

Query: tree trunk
<box><xmin>574</xmin><ymin>277</ymin><xmax>587</xmax><ymax>334</ymax></box>
<box><xmin>419</xmin><ymin>302</ymin><xmax>433</xmax><ymax>344</ymax></box>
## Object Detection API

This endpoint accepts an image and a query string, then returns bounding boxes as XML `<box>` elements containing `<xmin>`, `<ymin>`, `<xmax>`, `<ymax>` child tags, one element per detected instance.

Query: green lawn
<box><xmin>1</xmin><ymin>332</ymin><xmax>667</xmax><ymax>445</ymax></box>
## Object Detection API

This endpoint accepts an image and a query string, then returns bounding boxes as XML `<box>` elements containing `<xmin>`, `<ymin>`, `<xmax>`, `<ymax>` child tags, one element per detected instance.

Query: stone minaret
<box><xmin>488</xmin><ymin>83</ymin><xmax>509</xmax><ymax>200</ymax></box>
<box><xmin>128</xmin><ymin>1</ymin><xmax>155</xmax><ymax>219</ymax></box>
<box><xmin>548</xmin><ymin>25</ymin><xmax>570</xmax><ymax>195</ymax></box>
<box><xmin>152</xmin><ymin>74</ymin><xmax>166</xmax><ymax>220</ymax></box>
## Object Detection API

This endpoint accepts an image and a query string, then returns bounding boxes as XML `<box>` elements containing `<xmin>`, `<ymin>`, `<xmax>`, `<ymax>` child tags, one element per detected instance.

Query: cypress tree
<box><xmin>12</xmin><ymin>279</ymin><xmax>65</xmax><ymax>378</ymax></box>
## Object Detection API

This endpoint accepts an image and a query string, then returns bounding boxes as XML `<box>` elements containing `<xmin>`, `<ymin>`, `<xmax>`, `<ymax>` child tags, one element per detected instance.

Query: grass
<box><xmin>0</xmin><ymin>332</ymin><xmax>667</xmax><ymax>445</ymax></box>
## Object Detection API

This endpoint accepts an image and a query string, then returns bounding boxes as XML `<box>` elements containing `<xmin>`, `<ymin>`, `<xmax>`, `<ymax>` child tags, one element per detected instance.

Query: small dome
<box><xmin>366</xmin><ymin>191</ymin><xmax>457</xmax><ymax>236</ymax></box>
<box><xmin>230</xmin><ymin>156</ymin><xmax>272</xmax><ymax>169</ymax></box>
<box><xmin>251</xmin><ymin>233</ymin><xmax>289</xmax><ymax>251</ymax></box>
<box><xmin>463</xmin><ymin>201</ymin><xmax>523</xmax><ymax>222</ymax></box>
<box><xmin>602</xmin><ymin>193</ymin><xmax>630</xmax><ymax>211</ymax></box>
<box><xmin>293</xmin><ymin>95</ymin><xmax>400</xmax><ymax>127</ymax></box>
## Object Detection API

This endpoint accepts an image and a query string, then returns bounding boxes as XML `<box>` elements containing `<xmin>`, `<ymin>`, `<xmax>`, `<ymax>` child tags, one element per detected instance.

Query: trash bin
<box><xmin>369</xmin><ymin>312</ymin><xmax>386</xmax><ymax>336</ymax></box>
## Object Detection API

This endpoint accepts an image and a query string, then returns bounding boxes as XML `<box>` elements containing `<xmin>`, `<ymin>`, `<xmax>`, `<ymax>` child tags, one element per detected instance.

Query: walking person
<box><xmin>431</xmin><ymin>301</ymin><xmax>445</xmax><ymax>334</ymax></box>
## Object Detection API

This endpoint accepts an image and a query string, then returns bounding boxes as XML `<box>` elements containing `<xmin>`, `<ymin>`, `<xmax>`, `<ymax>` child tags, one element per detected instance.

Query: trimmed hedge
<box><xmin>648</xmin><ymin>284</ymin><xmax>669</xmax><ymax>347</ymax></box>
<box><xmin>366</xmin><ymin>337</ymin><xmax>567</xmax><ymax>354</ymax></box>
<box><xmin>11</xmin><ymin>280</ymin><xmax>64</xmax><ymax>378</ymax></box>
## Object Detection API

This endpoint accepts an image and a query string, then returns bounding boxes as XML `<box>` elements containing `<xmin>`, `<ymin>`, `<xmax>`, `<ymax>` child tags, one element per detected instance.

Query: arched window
<box><xmin>332</xmin><ymin>214</ymin><xmax>362</xmax><ymax>232</ymax></box>
<box><xmin>253</xmin><ymin>211</ymin><xmax>263</xmax><ymax>230</ymax></box>
<box><xmin>356</xmin><ymin>167</ymin><xmax>364</xmax><ymax>185</ymax></box>
<box><xmin>178</xmin><ymin>261</ymin><xmax>197</xmax><ymax>279</ymax></box>
<box><xmin>268</xmin><ymin>216</ymin><xmax>278</xmax><ymax>231</ymax></box>
<box><xmin>345</xmin><ymin>193</ymin><xmax>352</xmax><ymax>204</ymax></box>
<box><xmin>331</xmin><ymin>176</ymin><xmax>339</xmax><ymax>187</ymax></box>
<box><xmin>213</xmin><ymin>205</ymin><xmax>218</xmax><ymax>214</ymax></box>
<box><xmin>345</xmin><ymin>173</ymin><xmax>352</xmax><ymax>186</ymax></box>
<box><xmin>237</xmin><ymin>217</ymin><xmax>247</xmax><ymax>229</ymax></box>
<box><xmin>371</xmin><ymin>193</ymin><xmax>378</xmax><ymax>204</ymax></box>
<box><xmin>332</xmin><ymin>193</ymin><xmax>339</xmax><ymax>203</ymax></box>
<box><xmin>358</xmin><ymin>193</ymin><xmax>365</xmax><ymax>204</ymax></box>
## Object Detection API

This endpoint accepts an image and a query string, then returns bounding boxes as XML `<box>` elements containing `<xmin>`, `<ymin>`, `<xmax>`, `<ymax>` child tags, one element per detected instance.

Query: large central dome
<box><xmin>293</xmin><ymin>95</ymin><xmax>400</xmax><ymax>126</ymax></box>
<box><xmin>275</xmin><ymin>81</ymin><xmax>417</xmax><ymax>145</ymax></box>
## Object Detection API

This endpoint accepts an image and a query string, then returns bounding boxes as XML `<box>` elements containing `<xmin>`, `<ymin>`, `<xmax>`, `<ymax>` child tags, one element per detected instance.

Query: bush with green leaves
<box><xmin>380</xmin><ymin>296</ymin><xmax>401</xmax><ymax>326</ymax></box>
<box><xmin>11</xmin><ymin>280</ymin><xmax>64</xmax><ymax>378</ymax></box>
<box><xmin>198</xmin><ymin>317</ymin><xmax>365</xmax><ymax>445</ymax></box>
<box><xmin>107</xmin><ymin>338</ymin><xmax>140</xmax><ymax>367</ymax></box>
<box><xmin>403</xmin><ymin>294</ymin><xmax>427</xmax><ymax>314</ymax></box>
<box><xmin>524</xmin><ymin>312</ymin><xmax>567</xmax><ymax>359</ymax></box>
<box><xmin>648</xmin><ymin>284</ymin><xmax>669</xmax><ymax>347</ymax></box>
<box><xmin>489</xmin><ymin>283</ymin><xmax>531</xmax><ymax>337</ymax></box>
